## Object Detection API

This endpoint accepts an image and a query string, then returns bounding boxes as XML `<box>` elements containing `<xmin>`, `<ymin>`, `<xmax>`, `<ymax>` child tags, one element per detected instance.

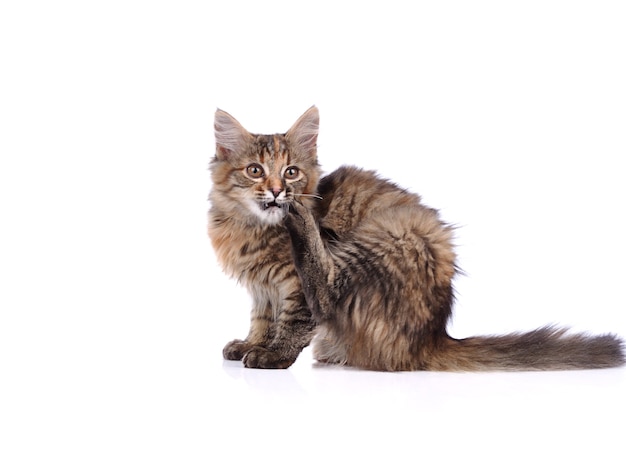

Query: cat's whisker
<box><xmin>293</xmin><ymin>193</ymin><xmax>323</xmax><ymax>200</ymax></box>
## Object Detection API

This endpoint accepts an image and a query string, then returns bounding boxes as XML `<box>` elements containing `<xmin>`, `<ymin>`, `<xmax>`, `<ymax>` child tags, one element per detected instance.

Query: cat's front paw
<box><xmin>223</xmin><ymin>339</ymin><xmax>253</xmax><ymax>361</ymax></box>
<box><xmin>243</xmin><ymin>346</ymin><xmax>296</xmax><ymax>369</ymax></box>
<box><xmin>284</xmin><ymin>200</ymin><xmax>313</xmax><ymax>233</ymax></box>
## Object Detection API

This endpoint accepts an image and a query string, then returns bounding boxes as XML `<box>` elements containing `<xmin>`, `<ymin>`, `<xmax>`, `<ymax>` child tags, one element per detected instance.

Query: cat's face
<box><xmin>211</xmin><ymin>107</ymin><xmax>321</xmax><ymax>226</ymax></box>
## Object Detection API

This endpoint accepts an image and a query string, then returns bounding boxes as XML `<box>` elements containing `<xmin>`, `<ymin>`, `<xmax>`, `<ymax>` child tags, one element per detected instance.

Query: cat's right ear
<box><xmin>214</xmin><ymin>109</ymin><xmax>251</xmax><ymax>160</ymax></box>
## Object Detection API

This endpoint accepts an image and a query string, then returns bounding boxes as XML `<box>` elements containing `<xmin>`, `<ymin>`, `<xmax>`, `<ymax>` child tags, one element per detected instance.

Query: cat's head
<box><xmin>210</xmin><ymin>106</ymin><xmax>321</xmax><ymax>225</ymax></box>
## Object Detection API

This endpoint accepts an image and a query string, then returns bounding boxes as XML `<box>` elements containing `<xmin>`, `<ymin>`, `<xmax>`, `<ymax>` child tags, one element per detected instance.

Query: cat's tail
<box><xmin>428</xmin><ymin>326</ymin><xmax>625</xmax><ymax>371</ymax></box>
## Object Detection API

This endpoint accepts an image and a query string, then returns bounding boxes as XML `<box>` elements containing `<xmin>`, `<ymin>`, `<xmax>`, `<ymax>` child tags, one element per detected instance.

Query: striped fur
<box><xmin>209</xmin><ymin>107</ymin><xmax>625</xmax><ymax>371</ymax></box>
<box><xmin>209</xmin><ymin>107</ymin><xmax>320</xmax><ymax>368</ymax></box>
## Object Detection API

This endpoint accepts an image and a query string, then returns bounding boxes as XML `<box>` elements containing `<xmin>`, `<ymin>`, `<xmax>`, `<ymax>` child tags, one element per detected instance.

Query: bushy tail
<box><xmin>428</xmin><ymin>326</ymin><xmax>625</xmax><ymax>371</ymax></box>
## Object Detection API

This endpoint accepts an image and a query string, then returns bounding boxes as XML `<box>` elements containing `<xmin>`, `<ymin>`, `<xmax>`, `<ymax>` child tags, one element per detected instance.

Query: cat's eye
<box><xmin>246</xmin><ymin>164</ymin><xmax>265</xmax><ymax>179</ymax></box>
<box><xmin>284</xmin><ymin>166</ymin><xmax>300</xmax><ymax>179</ymax></box>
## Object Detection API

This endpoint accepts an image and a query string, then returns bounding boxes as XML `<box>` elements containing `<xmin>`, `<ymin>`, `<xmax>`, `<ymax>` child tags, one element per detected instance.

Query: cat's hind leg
<box><xmin>312</xmin><ymin>326</ymin><xmax>347</xmax><ymax>366</ymax></box>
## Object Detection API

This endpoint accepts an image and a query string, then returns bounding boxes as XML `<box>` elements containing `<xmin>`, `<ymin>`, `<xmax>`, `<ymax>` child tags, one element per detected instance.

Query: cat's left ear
<box><xmin>286</xmin><ymin>106</ymin><xmax>319</xmax><ymax>157</ymax></box>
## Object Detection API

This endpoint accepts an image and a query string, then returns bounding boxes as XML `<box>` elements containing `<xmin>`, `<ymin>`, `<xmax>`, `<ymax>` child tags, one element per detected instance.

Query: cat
<box><xmin>208</xmin><ymin>106</ymin><xmax>625</xmax><ymax>371</ymax></box>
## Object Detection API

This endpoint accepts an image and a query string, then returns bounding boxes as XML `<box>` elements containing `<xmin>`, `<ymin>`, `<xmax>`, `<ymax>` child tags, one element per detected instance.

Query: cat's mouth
<box><xmin>248</xmin><ymin>199</ymin><xmax>289</xmax><ymax>225</ymax></box>
<box><xmin>261</xmin><ymin>201</ymin><xmax>282</xmax><ymax>210</ymax></box>
<box><xmin>261</xmin><ymin>200</ymin><xmax>285</xmax><ymax>211</ymax></box>
<box><xmin>250</xmin><ymin>198</ymin><xmax>290</xmax><ymax>224</ymax></box>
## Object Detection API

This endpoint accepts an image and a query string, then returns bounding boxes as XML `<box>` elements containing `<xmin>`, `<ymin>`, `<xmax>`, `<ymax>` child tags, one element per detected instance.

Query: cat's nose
<box><xmin>271</xmin><ymin>187</ymin><xmax>283</xmax><ymax>198</ymax></box>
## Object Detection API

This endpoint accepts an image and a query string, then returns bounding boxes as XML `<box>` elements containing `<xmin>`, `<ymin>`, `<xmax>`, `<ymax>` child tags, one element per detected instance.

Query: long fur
<box><xmin>208</xmin><ymin>106</ymin><xmax>625</xmax><ymax>371</ymax></box>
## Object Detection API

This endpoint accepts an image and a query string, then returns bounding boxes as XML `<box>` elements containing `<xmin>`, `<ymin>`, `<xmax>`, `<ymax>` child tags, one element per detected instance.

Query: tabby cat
<box><xmin>208</xmin><ymin>106</ymin><xmax>624</xmax><ymax>371</ymax></box>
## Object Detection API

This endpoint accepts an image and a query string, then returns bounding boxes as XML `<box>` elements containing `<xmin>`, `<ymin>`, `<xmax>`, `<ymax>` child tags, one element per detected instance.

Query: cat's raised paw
<box><xmin>243</xmin><ymin>346</ymin><xmax>296</xmax><ymax>369</ymax></box>
<box><xmin>284</xmin><ymin>200</ymin><xmax>313</xmax><ymax>231</ymax></box>
<box><xmin>223</xmin><ymin>339</ymin><xmax>253</xmax><ymax>361</ymax></box>
<box><xmin>286</xmin><ymin>199</ymin><xmax>305</xmax><ymax>217</ymax></box>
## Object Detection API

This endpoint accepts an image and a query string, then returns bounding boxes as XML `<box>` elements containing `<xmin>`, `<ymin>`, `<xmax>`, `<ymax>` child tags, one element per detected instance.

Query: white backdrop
<box><xmin>1</xmin><ymin>1</ymin><xmax>625</xmax><ymax>458</ymax></box>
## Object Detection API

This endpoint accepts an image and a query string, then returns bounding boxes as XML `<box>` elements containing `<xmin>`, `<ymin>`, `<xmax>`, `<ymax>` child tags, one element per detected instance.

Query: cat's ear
<box><xmin>214</xmin><ymin>109</ymin><xmax>252</xmax><ymax>160</ymax></box>
<box><xmin>286</xmin><ymin>106</ymin><xmax>319</xmax><ymax>156</ymax></box>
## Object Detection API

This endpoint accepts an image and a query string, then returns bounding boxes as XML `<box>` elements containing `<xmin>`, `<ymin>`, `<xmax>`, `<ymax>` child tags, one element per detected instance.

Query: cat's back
<box><xmin>315</xmin><ymin>166</ymin><xmax>435</xmax><ymax>234</ymax></box>
<box><xmin>314</xmin><ymin>166</ymin><xmax>456</xmax><ymax>275</ymax></box>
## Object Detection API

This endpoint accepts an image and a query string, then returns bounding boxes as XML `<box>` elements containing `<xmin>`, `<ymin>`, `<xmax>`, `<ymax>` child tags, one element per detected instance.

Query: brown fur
<box><xmin>209</xmin><ymin>106</ymin><xmax>625</xmax><ymax>371</ymax></box>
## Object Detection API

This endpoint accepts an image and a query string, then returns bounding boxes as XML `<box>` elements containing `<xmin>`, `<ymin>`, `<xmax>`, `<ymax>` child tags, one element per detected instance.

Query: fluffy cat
<box><xmin>208</xmin><ymin>106</ymin><xmax>624</xmax><ymax>371</ymax></box>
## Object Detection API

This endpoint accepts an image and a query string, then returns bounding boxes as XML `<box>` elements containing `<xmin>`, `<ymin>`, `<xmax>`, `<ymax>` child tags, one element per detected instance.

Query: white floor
<box><xmin>218</xmin><ymin>350</ymin><xmax>625</xmax><ymax>458</ymax></box>
<box><xmin>4</xmin><ymin>255</ymin><xmax>623</xmax><ymax>459</ymax></box>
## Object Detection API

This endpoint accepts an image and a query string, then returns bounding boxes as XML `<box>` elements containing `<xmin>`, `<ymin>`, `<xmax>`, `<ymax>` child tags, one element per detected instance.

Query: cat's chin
<box><xmin>246</xmin><ymin>201</ymin><xmax>289</xmax><ymax>226</ymax></box>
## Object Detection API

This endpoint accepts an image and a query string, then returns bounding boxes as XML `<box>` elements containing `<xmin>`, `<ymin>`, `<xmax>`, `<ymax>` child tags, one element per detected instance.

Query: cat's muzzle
<box><xmin>262</xmin><ymin>201</ymin><xmax>282</xmax><ymax>210</ymax></box>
